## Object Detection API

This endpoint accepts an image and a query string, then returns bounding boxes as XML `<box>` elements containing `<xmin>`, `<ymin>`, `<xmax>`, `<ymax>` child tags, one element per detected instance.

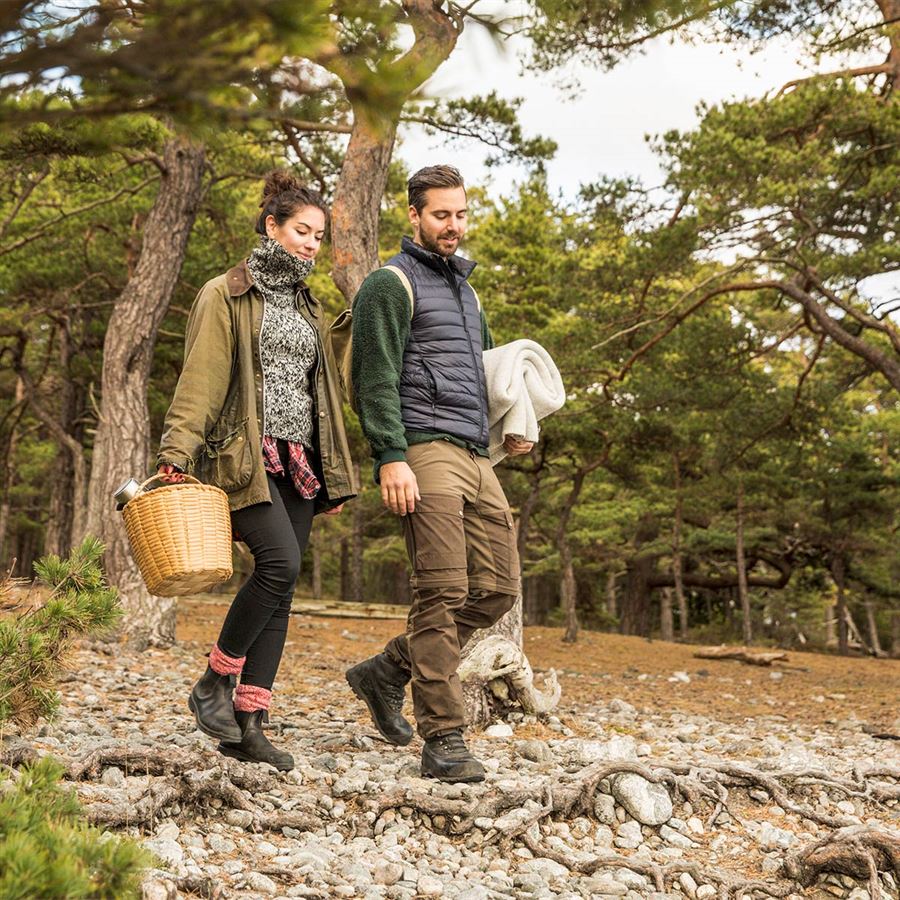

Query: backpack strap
<box><xmin>380</xmin><ymin>264</ymin><xmax>482</xmax><ymax>314</ymax></box>
<box><xmin>381</xmin><ymin>265</ymin><xmax>415</xmax><ymax>318</ymax></box>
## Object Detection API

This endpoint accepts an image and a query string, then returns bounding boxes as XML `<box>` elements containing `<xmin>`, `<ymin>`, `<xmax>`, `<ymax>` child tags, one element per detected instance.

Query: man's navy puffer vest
<box><xmin>387</xmin><ymin>236</ymin><xmax>490</xmax><ymax>447</ymax></box>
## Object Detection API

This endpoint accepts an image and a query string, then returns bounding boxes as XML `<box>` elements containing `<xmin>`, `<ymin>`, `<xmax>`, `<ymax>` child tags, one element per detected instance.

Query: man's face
<box><xmin>409</xmin><ymin>186</ymin><xmax>468</xmax><ymax>257</ymax></box>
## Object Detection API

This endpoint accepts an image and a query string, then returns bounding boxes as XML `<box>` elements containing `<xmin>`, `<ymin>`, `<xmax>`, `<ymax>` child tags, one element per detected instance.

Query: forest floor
<box><xmin>7</xmin><ymin>595</ymin><xmax>899</xmax><ymax>900</ymax></box>
<box><xmin>178</xmin><ymin>595</ymin><xmax>900</xmax><ymax>736</ymax></box>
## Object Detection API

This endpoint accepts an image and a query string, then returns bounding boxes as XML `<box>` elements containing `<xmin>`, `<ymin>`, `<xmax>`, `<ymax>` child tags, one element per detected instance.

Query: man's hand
<box><xmin>380</xmin><ymin>460</ymin><xmax>420</xmax><ymax>516</ymax></box>
<box><xmin>323</xmin><ymin>503</ymin><xmax>345</xmax><ymax>516</ymax></box>
<box><xmin>504</xmin><ymin>435</ymin><xmax>534</xmax><ymax>456</ymax></box>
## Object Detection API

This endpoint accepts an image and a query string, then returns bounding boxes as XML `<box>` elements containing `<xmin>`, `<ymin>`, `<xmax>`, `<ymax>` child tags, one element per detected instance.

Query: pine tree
<box><xmin>0</xmin><ymin>536</ymin><xmax>120</xmax><ymax>729</ymax></box>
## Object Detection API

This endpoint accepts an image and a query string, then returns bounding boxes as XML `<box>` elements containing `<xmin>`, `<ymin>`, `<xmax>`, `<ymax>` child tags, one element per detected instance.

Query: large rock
<box><xmin>610</xmin><ymin>773</ymin><xmax>673</xmax><ymax>826</ymax></box>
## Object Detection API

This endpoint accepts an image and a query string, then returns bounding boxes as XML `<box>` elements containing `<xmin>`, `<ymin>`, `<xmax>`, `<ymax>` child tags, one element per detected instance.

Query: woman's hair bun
<box><xmin>261</xmin><ymin>169</ymin><xmax>304</xmax><ymax>207</ymax></box>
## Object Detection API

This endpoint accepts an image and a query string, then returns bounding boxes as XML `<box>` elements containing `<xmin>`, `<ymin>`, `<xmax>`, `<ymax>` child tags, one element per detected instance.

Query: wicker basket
<box><xmin>122</xmin><ymin>475</ymin><xmax>233</xmax><ymax>597</ymax></box>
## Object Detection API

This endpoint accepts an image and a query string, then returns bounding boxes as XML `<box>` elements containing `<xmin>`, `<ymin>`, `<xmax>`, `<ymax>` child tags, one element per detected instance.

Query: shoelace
<box><xmin>433</xmin><ymin>730</ymin><xmax>469</xmax><ymax>756</ymax></box>
<box><xmin>382</xmin><ymin>681</ymin><xmax>405</xmax><ymax>710</ymax></box>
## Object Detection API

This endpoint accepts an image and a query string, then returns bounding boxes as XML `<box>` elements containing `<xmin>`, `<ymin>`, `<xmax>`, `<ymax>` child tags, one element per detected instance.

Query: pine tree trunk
<box><xmin>82</xmin><ymin>138</ymin><xmax>206</xmax><ymax>649</ymax></box>
<box><xmin>832</xmin><ymin>555</ymin><xmax>849</xmax><ymax>656</ymax></box>
<box><xmin>560</xmin><ymin>540</ymin><xmax>578</xmax><ymax>643</ymax></box>
<box><xmin>736</xmin><ymin>480</ymin><xmax>752</xmax><ymax>645</ymax></box>
<box><xmin>351</xmin><ymin>461</ymin><xmax>364</xmax><ymax>602</ymax></box>
<box><xmin>310</xmin><ymin>532</ymin><xmax>322</xmax><ymax>600</ymax></box>
<box><xmin>606</xmin><ymin>570</ymin><xmax>618</xmax><ymax>620</ymax></box>
<box><xmin>660</xmin><ymin>587</ymin><xmax>674</xmax><ymax>642</ymax></box>
<box><xmin>339</xmin><ymin>538</ymin><xmax>349</xmax><ymax>600</ymax></box>
<box><xmin>864</xmin><ymin>601</ymin><xmax>883</xmax><ymax>657</ymax></box>
<box><xmin>825</xmin><ymin>603</ymin><xmax>837</xmax><ymax>647</ymax></box>
<box><xmin>622</xmin><ymin>556</ymin><xmax>654</xmax><ymax>635</ymax></box>
<box><xmin>891</xmin><ymin>609</ymin><xmax>900</xmax><ymax>659</ymax></box>
<box><xmin>672</xmin><ymin>457</ymin><xmax>688</xmax><ymax>640</ymax></box>
<box><xmin>555</xmin><ymin>470</ymin><xmax>587</xmax><ymax>643</ymax></box>
<box><xmin>0</xmin><ymin>376</ymin><xmax>25</xmax><ymax>566</ymax></box>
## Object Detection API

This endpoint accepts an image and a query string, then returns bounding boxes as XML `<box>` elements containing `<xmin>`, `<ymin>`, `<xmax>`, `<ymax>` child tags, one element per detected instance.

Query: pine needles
<box><xmin>0</xmin><ymin>537</ymin><xmax>122</xmax><ymax>730</ymax></box>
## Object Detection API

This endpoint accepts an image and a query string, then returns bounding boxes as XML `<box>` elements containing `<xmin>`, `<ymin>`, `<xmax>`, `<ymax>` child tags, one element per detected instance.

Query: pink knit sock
<box><xmin>209</xmin><ymin>644</ymin><xmax>245</xmax><ymax>676</ymax></box>
<box><xmin>234</xmin><ymin>684</ymin><xmax>272</xmax><ymax>712</ymax></box>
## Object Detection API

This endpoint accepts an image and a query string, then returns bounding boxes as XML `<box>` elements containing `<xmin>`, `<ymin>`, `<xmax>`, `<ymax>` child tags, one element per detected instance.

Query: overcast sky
<box><xmin>395</xmin><ymin>7</ymin><xmax>898</xmax><ymax>302</ymax></box>
<box><xmin>396</xmin><ymin>6</ymin><xmax>811</xmax><ymax>200</ymax></box>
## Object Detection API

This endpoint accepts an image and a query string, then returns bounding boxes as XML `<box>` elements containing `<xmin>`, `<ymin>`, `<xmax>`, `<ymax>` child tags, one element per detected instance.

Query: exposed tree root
<box><xmin>521</xmin><ymin>832</ymin><xmax>795</xmax><ymax>898</ymax></box>
<box><xmin>78</xmin><ymin>762</ymin><xmax>319</xmax><ymax>833</ymax></box>
<box><xmin>783</xmin><ymin>826</ymin><xmax>900</xmax><ymax>896</ymax></box>
<box><xmin>5</xmin><ymin>742</ymin><xmax>897</xmax><ymax>895</ymax></box>
<box><xmin>0</xmin><ymin>743</ymin><xmax>38</xmax><ymax>768</ymax></box>
<box><xmin>66</xmin><ymin>746</ymin><xmax>217</xmax><ymax>780</ymax></box>
<box><xmin>657</xmin><ymin>759</ymin><xmax>860</xmax><ymax>828</ymax></box>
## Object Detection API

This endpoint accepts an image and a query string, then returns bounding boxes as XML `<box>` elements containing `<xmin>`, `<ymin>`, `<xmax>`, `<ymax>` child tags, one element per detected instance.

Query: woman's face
<box><xmin>266</xmin><ymin>205</ymin><xmax>326</xmax><ymax>260</ymax></box>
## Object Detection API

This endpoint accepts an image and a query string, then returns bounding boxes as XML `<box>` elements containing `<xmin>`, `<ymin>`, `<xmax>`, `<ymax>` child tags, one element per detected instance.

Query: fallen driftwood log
<box><xmin>289</xmin><ymin>599</ymin><xmax>408</xmax><ymax>619</ymax></box>
<box><xmin>694</xmin><ymin>645</ymin><xmax>788</xmax><ymax>666</ymax></box>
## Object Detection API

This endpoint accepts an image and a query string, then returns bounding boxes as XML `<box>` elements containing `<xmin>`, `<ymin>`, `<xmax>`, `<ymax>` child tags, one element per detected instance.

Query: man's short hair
<box><xmin>408</xmin><ymin>165</ymin><xmax>466</xmax><ymax>213</ymax></box>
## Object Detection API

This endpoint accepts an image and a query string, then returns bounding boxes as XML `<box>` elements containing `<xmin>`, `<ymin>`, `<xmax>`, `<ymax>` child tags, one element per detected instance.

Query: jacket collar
<box><xmin>400</xmin><ymin>236</ymin><xmax>477</xmax><ymax>279</ymax></box>
<box><xmin>225</xmin><ymin>259</ymin><xmax>316</xmax><ymax>314</ymax></box>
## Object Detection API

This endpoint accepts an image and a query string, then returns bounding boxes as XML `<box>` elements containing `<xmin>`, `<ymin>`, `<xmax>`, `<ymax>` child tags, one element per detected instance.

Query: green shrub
<box><xmin>0</xmin><ymin>757</ymin><xmax>149</xmax><ymax>899</ymax></box>
<box><xmin>0</xmin><ymin>537</ymin><xmax>121</xmax><ymax>729</ymax></box>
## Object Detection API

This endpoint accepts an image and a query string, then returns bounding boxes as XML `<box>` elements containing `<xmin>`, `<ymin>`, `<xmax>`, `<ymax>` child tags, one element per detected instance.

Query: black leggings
<box><xmin>217</xmin><ymin>472</ymin><xmax>315</xmax><ymax>690</ymax></box>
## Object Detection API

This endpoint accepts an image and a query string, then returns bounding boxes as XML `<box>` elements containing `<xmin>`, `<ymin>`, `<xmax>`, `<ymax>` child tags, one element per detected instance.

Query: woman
<box><xmin>157</xmin><ymin>171</ymin><xmax>357</xmax><ymax>770</ymax></box>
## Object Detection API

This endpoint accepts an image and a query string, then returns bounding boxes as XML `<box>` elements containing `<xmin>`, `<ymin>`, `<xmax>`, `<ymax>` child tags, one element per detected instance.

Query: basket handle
<box><xmin>137</xmin><ymin>473</ymin><xmax>203</xmax><ymax>492</ymax></box>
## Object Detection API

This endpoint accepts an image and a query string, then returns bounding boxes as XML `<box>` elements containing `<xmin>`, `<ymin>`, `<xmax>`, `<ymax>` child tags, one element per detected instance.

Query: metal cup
<box><xmin>113</xmin><ymin>478</ymin><xmax>142</xmax><ymax>511</ymax></box>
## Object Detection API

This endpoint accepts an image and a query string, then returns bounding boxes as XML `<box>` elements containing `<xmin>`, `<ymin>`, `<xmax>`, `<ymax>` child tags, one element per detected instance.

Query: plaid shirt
<box><xmin>261</xmin><ymin>435</ymin><xmax>320</xmax><ymax>499</ymax></box>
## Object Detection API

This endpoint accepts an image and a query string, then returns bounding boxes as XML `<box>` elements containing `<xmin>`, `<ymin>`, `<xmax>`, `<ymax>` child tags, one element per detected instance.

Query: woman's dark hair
<box><xmin>256</xmin><ymin>170</ymin><xmax>328</xmax><ymax>236</ymax></box>
<box><xmin>407</xmin><ymin>164</ymin><xmax>465</xmax><ymax>213</ymax></box>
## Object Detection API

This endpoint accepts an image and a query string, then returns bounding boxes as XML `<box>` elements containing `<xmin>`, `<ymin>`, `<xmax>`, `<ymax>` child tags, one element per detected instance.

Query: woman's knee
<box><xmin>253</xmin><ymin>547</ymin><xmax>301</xmax><ymax>597</ymax></box>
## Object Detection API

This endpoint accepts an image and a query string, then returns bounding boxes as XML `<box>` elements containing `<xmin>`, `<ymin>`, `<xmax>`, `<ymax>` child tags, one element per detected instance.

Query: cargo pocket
<box><xmin>204</xmin><ymin>418</ymin><xmax>252</xmax><ymax>493</ymax></box>
<box><xmin>405</xmin><ymin>494</ymin><xmax>468</xmax><ymax>583</ymax></box>
<box><xmin>482</xmin><ymin>507</ymin><xmax>519</xmax><ymax>589</ymax></box>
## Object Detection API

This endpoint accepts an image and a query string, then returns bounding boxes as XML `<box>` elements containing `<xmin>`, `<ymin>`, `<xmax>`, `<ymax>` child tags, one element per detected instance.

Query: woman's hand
<box><xmin>323</xmin><ymin>503</ymin><xmax>345</xmax><ymax>516</ymax></box>
<box><xmin>157</xmin><ymin>463</ymin><xmax>186</xmax><ymax>484</ymax></box>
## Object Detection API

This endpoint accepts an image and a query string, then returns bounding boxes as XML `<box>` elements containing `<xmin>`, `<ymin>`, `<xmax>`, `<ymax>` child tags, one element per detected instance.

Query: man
<box><xmin>345</xmin><ymin>165</ymin><xmax>532</xmax><ymax>783</ymax></box>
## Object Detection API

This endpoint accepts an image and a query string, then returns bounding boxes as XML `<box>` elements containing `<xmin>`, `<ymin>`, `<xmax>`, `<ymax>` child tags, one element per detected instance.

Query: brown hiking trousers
<box><xmin>383</xmin><ymin>440</ymin><xmax>520</xmax><ymax>738</ymax></box>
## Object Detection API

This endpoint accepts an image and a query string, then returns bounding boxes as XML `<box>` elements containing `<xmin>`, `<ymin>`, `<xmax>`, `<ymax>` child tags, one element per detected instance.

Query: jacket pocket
<box><xmin>202</xmin><ymin>418</ymin><xmax>252</xmax><ymax>493</ymax></box>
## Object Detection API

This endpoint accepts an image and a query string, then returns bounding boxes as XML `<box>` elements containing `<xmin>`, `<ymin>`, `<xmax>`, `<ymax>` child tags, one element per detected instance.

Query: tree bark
<box><xmin>832</xmin><ymin>555</ymin><xmax>849</xmax><ymax>656</ymax></box>
<box><xmin>875</xmin><ymin>0</ymin><xmax>900</xmax><ymax>92</ymax></box>
<box><xmin>864</xmin><ymin>600</ymin><xmax>883</xmax><ymax>656</ymax></box>
<box><xmin>82</xmin><ymin>137</ymin><xmax>206</xmax><ymax>649</ymax></box>
<box><xmin>891</xmin><ymin>608</ymin><xmax>900</xmax><ymax>659</ymax></box>
<box><xmin>660</xmin><ymin>587</ymin><xmax>674</xmax><ymax>642</ymax></box>
<box><xmin>310</xmin><ymin>532</ymin><xmax>322</xmax><ymax>600</ymax></box>
<box><xmin>556</xmin><ymin>469</ymin><xmax>588</xmax><ymax>643</ymax></box>
<box><xmin>326</xmin><ymin>2</ymin><xmax>461</xmax><ymax>302</ymax></box>
<box><xmin>672</xmin><ymin>457</ymin><xmax>688</xmax><ymax>640</ymax></box>
<box><xmin>339</xmin><ymin>538</ymin><xmax>349</xmax><ymax>601</ymax></box>
<box><xmin>350</xmin><ymin>462</ymin><xmax>364</xmax><ymax>602</ymax></box>
<box><xmin>0</xmin><ymin>375</ymin><xmax>26</xmax><ymax>565</ymax></box>
<box><xmin>605</xmin><ymin>570</ymin><xmax>618</xmax><ymax>620</ymax></box>
<box><xmin>736</xmin><ymin>479</ymin><xmax>751</xmax><ymax>645</ymax></box>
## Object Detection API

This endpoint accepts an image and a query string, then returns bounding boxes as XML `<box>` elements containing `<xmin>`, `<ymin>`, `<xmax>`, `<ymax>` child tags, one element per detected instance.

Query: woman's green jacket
<box><xmin>157</xmin><ymin>260</ymin><xmax>358</xmax><ymax>513</ymax></box>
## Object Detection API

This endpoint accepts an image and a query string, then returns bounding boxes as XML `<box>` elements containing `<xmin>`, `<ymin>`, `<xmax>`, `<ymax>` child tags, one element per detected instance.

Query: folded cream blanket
<box><xmin>482</xmin><ymin>339</ymin><xmax>566</xmax><ymax>464</ymax></box>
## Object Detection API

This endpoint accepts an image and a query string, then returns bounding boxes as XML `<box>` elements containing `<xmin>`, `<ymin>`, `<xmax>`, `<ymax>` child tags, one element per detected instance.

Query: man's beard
<box><xmin>419</xmin><ymin>227</ymin><xmax>459</xmax><ymax>258</ymax></box>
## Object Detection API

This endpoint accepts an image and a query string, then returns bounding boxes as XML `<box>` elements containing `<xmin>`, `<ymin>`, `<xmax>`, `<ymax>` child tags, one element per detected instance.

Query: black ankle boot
<box><xmin>217</xmin><ymin>710</ymin><xmax>294</xmax><ymax>771</ymax></box>
<box><xmin>421</xmin><ymin>729</ymin><xmax>485</xmax><ymax>783</ymax></box>
<box><xmin>188</xmin><ymin>665</ymin><xmax>242</xmax><ymax>742</ymax></box>
<box><xmin>345</xmin><ymin>653</ymin><xmax>413</xmax><ymax>746</ymax></box>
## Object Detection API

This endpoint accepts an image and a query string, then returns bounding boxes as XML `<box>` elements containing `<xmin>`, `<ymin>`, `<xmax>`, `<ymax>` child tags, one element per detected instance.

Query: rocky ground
<box><xmin>4</xmin><ymin>598</ymin><xmax>899</xmax><ymax>899</ymax></box>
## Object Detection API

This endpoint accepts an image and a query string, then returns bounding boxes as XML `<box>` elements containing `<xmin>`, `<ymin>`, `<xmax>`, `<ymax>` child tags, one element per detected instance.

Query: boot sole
<box><xmin>345</xmin><ymin>667</ymin><xmax>413</xmax><ymax>747</ymax></box>
<box><xmin>187</xmin><ymin>694</ymin><xmax>242</xmax><ymax>743</ymax></box>
<box><xmin>421</xmin><ymin>768</ymin><xmax>486</xmax><ymax>784</ymax></box>
<box><xmin>217</xmin><ymin>743</ymin><xmax>294</xmax><ymax>772</ymax></box>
